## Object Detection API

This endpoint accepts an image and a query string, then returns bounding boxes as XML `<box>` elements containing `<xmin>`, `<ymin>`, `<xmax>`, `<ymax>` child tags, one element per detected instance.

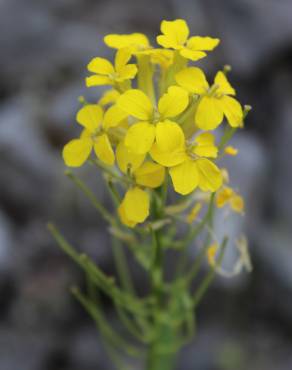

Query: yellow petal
<box><xmin>193</xmin><ymin>132</ymin><xmax>218</xmax><ymax>158</ymax></box>
<box><xmin>117</xmin><ymin>89</ymin><xmax>153</xmax><ymax>120</ymax></box>
<box><xmin>135</xmin><ymin>162</ymin><xmax>165</xmax><ymax>188</ymax></box>
<box><xmin>123</xmin><ymin>187</ymin><xmax>150</xmax><ymax>223</ymax></box>
<box><xmin>104</xmin><ymin>33</ymin><xmax>150</xmax><ymax>50</ymax></box>
<box><xmin>157</xmin><ymin>19</ymin><xmax>189</xmax><ymax>49</ymax></box>
<box><xmin>214</xmin><ymin>71</ymin><xmax>235</xmax><ymax>96</ymax></box>
<box><xmin>118</xmin><ymin>203</ymin><xmax>137</xmax><ymax>228</ymax></box>
<box><xmin>175</xmin><ymin>67</ymin><xmax>209</xmax><ymax>94</ymax></box>
<box><xmin>80</xmin><ymin>129</ymin><xmax>91</xmax><ymax>140</ymax></box>
<box><xmin>169</xmin><ymin>159</ymin><xmax>199</xmax><ymax>195</ymax></box>
<box><xmin>98</xmin><ymin>89</ymin><xmax>120</xmax><ymax>106</ymax></box>
<box><xmin>62</xmin><ymin>138</ymin><xmax>92</xmax><ymax>167</ymax></box>
<box><xmin>220</xmin><ymin>96</ymin><xmax>243</xmax><ymax>127</ymax></box>
<box><xmin>103</xmin><ymin>104</ymin><xmax>128</xmax><ymax>130</ymax></box>
<box><xmin>86</xmin><ymin>75</ymin><xmax>113</xmax><ymax>87</ymax></box>
<box><xmin>155</xmin><ymin>120</ymin><xmax>185</xmax><ymax>152</ymax></box>
<box><xmin>116</xmin><ymin>141</ymin><xmax>145</xmax><ymax>174</ymax></box>
<box><xmin>158</xmin><ymin>86</ymin><xmax>189</xmax><ymax>118</ymax></box>
<box><xmin>115</xmin><ymin>48</ymin><xmax>132</xmax><ymax>70</ymax></box>
<box><xmin>76</xmin><ymin>105</ymin><xmax>103</xmax><ymax>132</ymax></box>
<box><xmin>87</xmin><ymin>57</ymin><xmax>114</xmax><ymax>75</ymax></box>
<box><xmin>93</xmin><ymin>133</ymin><xmax>115</xmax><ymax>166</ymax></box>
<box><xmin>115</xmin><ymin>65</ymin><xmax>138</xmax><ymax>81</ymax></box>
<box><xmin>179</xmin><ymin>48</ymin><xmax>206</xmax><ymax>61</ymax></box>
<box><xmin>196</xmin><ymin>158</ymin><xmax>223</xmax><ymax>192</ymax></box>
<box><xmin>195</xmin><ymin>96</ymin><xmax>224</xmax><ymax>130</ymax></box>
<box><xmin>124</xmin><ymin>122</ymin><xmax>156</xmax><ymax>154</ymax></box>
<box><xmin>187</xmin><ymin>36</ymin><xmax>220</xmax><ymax>51</ymax></box>
<box><xmin>150</xmin><ymin>143</ymin><xmax>187</xmax><ymax>167</ymax></box>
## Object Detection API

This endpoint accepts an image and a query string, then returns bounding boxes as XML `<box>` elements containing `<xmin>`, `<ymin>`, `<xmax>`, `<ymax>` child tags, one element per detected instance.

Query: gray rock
<box><xmin>0</xmin><ymin>211</ymin><xmax>14</xmax><ymax>272</ymax></box>
<box><xmin>0</xmin><ymin>327</ymin><xmax>53</xmax><ymax>370</ymax></box>
<box><xmin>69</xmin><ymin>327</ymin><xmax>110</xmax><ymax>370</ymax></box>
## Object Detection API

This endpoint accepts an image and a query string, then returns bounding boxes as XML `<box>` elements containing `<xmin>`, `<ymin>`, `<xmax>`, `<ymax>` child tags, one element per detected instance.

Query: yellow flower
<box><xmin>117</xmin><ymin>86</ymin><xmax>189</xmax><ymax>154</ymax></box>
<box><xmin>86</xmin><ymin>48</ymin><xmax>137</xmax><ymax>87</ymax></box>
<box><xmin>116</xmin><ymin>141</ymin><xmax>165</xmax><ymax>227</ymax></box>
<box><xmin>176</xmin><ymin>67</ymin><xmax>243</xmax><ymax>130</ymax></box>
<box><xmin>216</xmin><ymin>186</ymin><xmax>244</xmax><ymax>214</ymax></box>
<box><xmin>116</xmin><ymin>141</ymin><xmax>165</xmax><ymax>226</ymax></box>
<box><xmin>157</xmin><ymin>19</ymin><xmax>219</xmax><ymax>61</ymax></box>
<box><xmin>63</xmin><ymin>104</ymin><xmax>127</xmax><ymax>167</ymax></box>
<box><xmin>151</xmin><ymin>125</ymin><xmax>222</xmax><ymax>195</ymax></box>
<box><xmin>104</xmin><ymin>33</ymin><xmax>150</xmax><ymax>52</ymax></box>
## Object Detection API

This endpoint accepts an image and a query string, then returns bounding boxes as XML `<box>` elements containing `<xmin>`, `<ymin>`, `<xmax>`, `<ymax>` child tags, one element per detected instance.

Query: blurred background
<box><xmin>1</xmin><ymin>0</ymin><xmax>292</xmax><ymax>369</ymax></box>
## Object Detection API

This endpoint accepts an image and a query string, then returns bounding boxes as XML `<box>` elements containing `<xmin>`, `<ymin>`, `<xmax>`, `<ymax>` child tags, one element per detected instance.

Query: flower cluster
<box><xmin>63</xmin><ymin>19</ymin><xmax>246</xmax><ymax>227</ymax></box>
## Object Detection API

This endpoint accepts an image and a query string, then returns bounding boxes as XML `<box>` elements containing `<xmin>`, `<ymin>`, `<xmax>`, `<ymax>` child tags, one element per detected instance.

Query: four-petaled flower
<box><xmin>176</xmin><ymin>67</ymin><xmax>243</xmax><ymax>130</ymax></box>
<box><xmin>117</xmin><ymin>86</ymin><xmax>189</xmax><ymax>154</ymax></box>
<box><xmin>86</xmin><ymin>48</ymin><xmax>137</xmax><ymax>87</ymax></box>
<box><xmin>157</xmin><ymin>19</ymin><xmax>219</xmax><ymax>61</ymax></box>
<box><xmin>63</xmin><ymin>104</ymin><xmax>127</xmax><ymax>167</ymax></box>
<box><xmin>151</xmin><ymin>123</ymin><xmax>222</xmax><ymax>195</ymax></box>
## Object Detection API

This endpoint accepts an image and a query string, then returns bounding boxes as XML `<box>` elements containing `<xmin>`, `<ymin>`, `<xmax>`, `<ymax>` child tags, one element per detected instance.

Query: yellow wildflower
<box><xmin>63</xmin><ymin>104</ymin><xmax>127</xmax><ymax>167</ymax></box>
<box><xmin>117</xmin><ymin>86</ymin><xmax>189</xmax><ymax>154</ymax></box>
<box><xmin>157</xmin><ymin>19</ymin><xmax>219</xmax><ymax>61</ymax></box>
<box><xmin>116</xmin><ymin>141</ymin><xmax>165</xmax><ymax>226</ymax></box>
<box><xmin>86</xmin><ymin>48</ymin><xmax>137</xmax><ymax>87</ymax></box>
<box><xmin>176</xmin><ymin>67</ymin><xmax>243</xmax><ymax>130</ymax></box>
<box><xmin>216</xmin><ymin>186</ymin><xmax>244</xmax><ymax>214</ymax></box>
<box><xmin>151</xmin><ymin>126</ymin><xmax>222</xmax><ymax>195</ymax></box>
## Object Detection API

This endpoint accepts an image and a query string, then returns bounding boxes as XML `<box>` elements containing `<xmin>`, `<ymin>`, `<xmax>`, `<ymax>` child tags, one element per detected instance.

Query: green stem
<box><xmin>65</xmin><ymin>170</ymin><xmax>116</xmax><ymax>226</ymax></box>
<box><xmin>218</xmin><ymin>126</ymin><xmax>237</xmax><ymax>152</ymax></box>
<box><xmin>90</xmin><ymin>159</ymin><xmax>132</xmax><ymax>186</ymax></box>
<box><xmin>112</xmin><ymin>237</ymin><xmax>135</xmax><ymax>294</ymax></box>
<box><xmin>137</xmin><ymin>55</ymin><xmax>156</xmax><ymax>104</ymax></box>
<box><xmin>163</xmin><ymin>51</ymin><xmax>187</xmax><ymax>91</ymax></box>
<box><xmin>72</xmin><ymin>287</ymin><xmax>144</xmax><ymax>357</ymax></box>
<box><xmin>48</xmin><ymin>223</ymin><xmax>152</xmax><ymax>316</ymax></box>
<box><xmin>146</xmin><ymin>196</ymin><xmax>177</xmax><ymax>370</ymax></box>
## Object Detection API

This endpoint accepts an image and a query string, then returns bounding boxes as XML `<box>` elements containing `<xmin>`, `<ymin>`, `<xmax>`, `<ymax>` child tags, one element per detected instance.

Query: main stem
<box><xmin>146</xmin><ymin>191</ymin><xmax>177</xmax><ymax>370</ymax></box>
